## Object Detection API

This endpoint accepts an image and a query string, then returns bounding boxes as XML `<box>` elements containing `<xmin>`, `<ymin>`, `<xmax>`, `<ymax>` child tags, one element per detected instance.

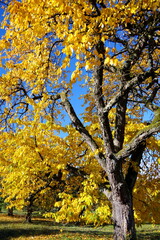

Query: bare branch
<box><xmin>104</xmin><ymin>70</ymin><xmax>157</xmax><ymax>113</ymax></box>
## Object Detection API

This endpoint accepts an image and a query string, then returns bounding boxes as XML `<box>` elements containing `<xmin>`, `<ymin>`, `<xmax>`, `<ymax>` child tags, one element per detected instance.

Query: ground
<box><xmin>0</xmin><ymin>214</ymin><xmax>159</xmax><ymax>240</ymax></box>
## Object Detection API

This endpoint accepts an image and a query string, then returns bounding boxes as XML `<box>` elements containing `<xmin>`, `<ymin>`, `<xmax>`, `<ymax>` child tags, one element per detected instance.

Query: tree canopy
<box><xmin>0</xmin><ymin>0</ymin><xmax>159</xmax><ymax>239</ymax></box>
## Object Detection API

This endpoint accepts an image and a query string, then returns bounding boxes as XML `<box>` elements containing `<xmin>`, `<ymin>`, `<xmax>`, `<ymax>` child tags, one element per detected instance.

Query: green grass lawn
<box><xmin>0</xmin><ymin>214</ymin><xmax>159</xmax><ymax>240</ymax></box>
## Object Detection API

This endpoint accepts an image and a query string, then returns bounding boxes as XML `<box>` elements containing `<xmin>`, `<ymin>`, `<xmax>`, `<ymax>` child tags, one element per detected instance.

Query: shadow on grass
<box><xmin>0</xmin><ymin>228</ymin><xmax>112</xmax><ymax>240</ymax></box>
<box><xmin>0</xmin><ymin>228</ymin><xmax>60</xmax><ymax>240</ymax></box>
<box><xmin>0</xmin><ymin>216</ymin><xmax>159</xmax><ymax>240</ymax></box>
<box><xmin>137</xmin><ymin>233</ymin><xmax>160</xmax><ymax>240</ymax></box>
<box><xmin>0</xmin><ymin>219</ymin><xmax>112</xmax><ymax>240</ymax></box>
<box><xmin>137</xmin><ymin>229</ymin><xmax>160</xmax><ymax>240</ymax></box>
<box><xmin>1</xmin><ymin>227</ymin><xmax>159</xmax><ymax>240</ymax></box>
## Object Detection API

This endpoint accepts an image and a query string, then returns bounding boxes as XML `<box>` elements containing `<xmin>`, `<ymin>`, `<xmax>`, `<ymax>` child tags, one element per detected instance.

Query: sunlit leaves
<box><xmin>0</xmin><ymin>0</ymin><xmax>159</xmax><ymax>228</ymax></box>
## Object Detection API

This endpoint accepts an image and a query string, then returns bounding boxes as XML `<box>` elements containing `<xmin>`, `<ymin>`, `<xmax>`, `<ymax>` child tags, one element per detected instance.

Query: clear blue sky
<box><xmin>0</xmin><ymin>6</ymin><xmax>5</xmax><ymax>36</ymax></box>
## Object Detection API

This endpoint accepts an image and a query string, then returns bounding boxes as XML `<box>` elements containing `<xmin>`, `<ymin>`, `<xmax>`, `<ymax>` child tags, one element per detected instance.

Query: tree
<box><xmin>0</xmin><ymin>122</ymin><xmax>112</xmax><ymax>224</ymax></box>
<box><xmin>0</xmin><ymin>124</ymin><xmax>67</xmax><ymax>222</ymax></box>
<box><xmin>0</xmin><ymin>0</ymin><xmax>159</xmax><ymax>239</ymax></box>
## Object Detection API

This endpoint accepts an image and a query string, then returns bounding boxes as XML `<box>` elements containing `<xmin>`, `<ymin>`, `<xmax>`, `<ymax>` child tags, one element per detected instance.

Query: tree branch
<box><xmin>117</xmin><ymin>121</ymin><xmax>160</xmax><ymax>160</ymax></box>
<box><xmin>93</xmin><ymin>41</ymin><xmax>114</xmax><ymax>153</ymax></box>
<box><xmin>104</xmin><ymin>70</ymin><xmax>157</xmax><ymax>113</ymax></box>
<box><xmin>60</xmin><ymin>92</ymin><xmax>107</xmax><ymax>170</ymax></box>
<box><xmin>113</xmin><ymin>93</ymin><xmax>128</xmax><ymax>152</ymax></box>
<box><xmin>125</xmin><ymin>141</ymin><xmax>146</xmax><ymax>192</ymax></box>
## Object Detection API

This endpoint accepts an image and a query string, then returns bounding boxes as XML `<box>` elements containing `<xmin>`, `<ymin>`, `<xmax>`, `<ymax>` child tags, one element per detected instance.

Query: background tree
<box><xmin>0</xmin><ymin>0</ymin><xmax>159</xmax><ymax>239</ymax></box>
<box><xmin>0</xmin><ymin>123</ymin><xmax>112</xmax><ymax>224</ymax></box>
<box><xmin>0</xmin><ymin>123</ymin><xmax>67</xmax><ymax>222</ymax></box>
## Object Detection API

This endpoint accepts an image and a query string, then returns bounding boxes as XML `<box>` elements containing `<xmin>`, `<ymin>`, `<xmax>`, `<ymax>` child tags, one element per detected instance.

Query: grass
<box><xmin>0</xmin><ymin>214</ymin><xmax>159</xmax><ymax>240</ymax></box>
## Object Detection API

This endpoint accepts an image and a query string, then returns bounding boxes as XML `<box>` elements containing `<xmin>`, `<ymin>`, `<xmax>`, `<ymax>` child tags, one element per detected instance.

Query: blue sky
<box><xmin>0</xmin><ymin>7</ymin><xmax>5</xmax><ymax>36</ymax></box>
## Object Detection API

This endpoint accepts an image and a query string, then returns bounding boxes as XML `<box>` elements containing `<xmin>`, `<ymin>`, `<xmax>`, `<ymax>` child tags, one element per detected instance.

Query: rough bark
<box><xmin>109</xmin><ymin>142</ymin><xmax>146</xmax><ymax>239</ymax></box>
<box><xmin>112</xmin><ymin>197</ymin><xmax>136</xmax><ymax>240</ymax></box>
<box><xmin>105</xmin><ymin>156</ymin><xmax>136</xmax><ymax>240</ymax></box>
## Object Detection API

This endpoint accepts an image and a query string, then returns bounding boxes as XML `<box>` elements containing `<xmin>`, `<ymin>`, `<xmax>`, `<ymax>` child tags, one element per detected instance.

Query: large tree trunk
<box><xmin>112</xmin><ymin>194</ymin><xmax>136</xmax><ymax>240</ymax></box>
<box><xmin>106</xmin><ymin>159</ymin><xmax>137</xmax><ymax>240</ymax></box>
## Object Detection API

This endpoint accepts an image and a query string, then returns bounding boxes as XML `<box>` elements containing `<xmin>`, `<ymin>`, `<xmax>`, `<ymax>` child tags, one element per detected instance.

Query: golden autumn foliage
<box><xmin>0</xmin><ymin>0</ymin><xmax>159</xmax><ymax>238</ymax></box>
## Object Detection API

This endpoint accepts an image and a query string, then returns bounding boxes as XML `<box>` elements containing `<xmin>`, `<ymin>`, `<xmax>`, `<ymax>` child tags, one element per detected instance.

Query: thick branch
<box><xmin>114</xmin><ymin>93</ymin><xmax>128</xmax><ymax>152</ymax></box>
<box><xmin>60</xmin><ymin>92</ymin><xmax>107</xmax><ymax>170</ymax></box>
<box><xmin>93</xmin><ymin>41</ymin><xmax>114</xmax><ymax>153</ymax></box>
<box><xmin>117</xmin><ymin>122</ymin><xmax>160</xmax><ymax>160</ymax></box>
<box><xmin>125</xmin><ymin>141</ymin><xmax>146</xmax><ymax>192</ymax></box>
